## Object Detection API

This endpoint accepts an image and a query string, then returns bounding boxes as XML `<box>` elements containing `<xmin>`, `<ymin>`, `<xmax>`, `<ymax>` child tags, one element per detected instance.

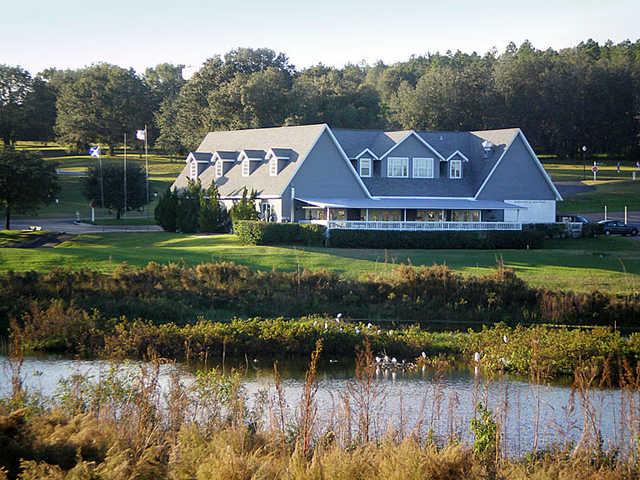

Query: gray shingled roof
<box><xmin>172</xmin><ymin>124</ymin><xmax>520</xmax><ymax>199</ymax></box>
<box><xmin>241</xmin><ymin>149</ymin><xmax>266</xmax><ymax>159</ymax></box>
<box><xmin>173</xmin><ymin>124</ymin><xmax>325</xmax><ymax>196</ymax></box>
<box><xmin>190</xmin><ymin>151</ymin><xmax>213</xmax><ymax>162</ymax></box>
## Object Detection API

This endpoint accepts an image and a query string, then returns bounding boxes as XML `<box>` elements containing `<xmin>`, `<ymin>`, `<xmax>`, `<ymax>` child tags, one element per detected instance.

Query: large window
<box><xmin>387</xmin><ymin>157</ymin><xmax>409</xmax><ymax>178</ymax></box>
<box><xmin>241</xmin><ymin>159</ymin><xmax>250</xmax><ymax>177</ymax></box>
<box><xmin>450</xmin><ymin>159</ymin><xmax>462</xmax><ymax>179</ymax></box>
<box><xmin>451</xmin><ymin>210</ymin><xmax>480</xmax><ymax>222</ymax></box>
<box><xmin>413</xmin><ymin>157</ymin><xmax>434</xmax><ymax>178</ymax></box>
<box><xmin>416</xmin><ymin>209</ymin><xmax>446</xmax><ymax>221</ymax></box>
<box><xmin>369</xmin><ymin>209</ymin><xmax>403</xmax><ymax>221</ymax></box>
<box><xmin>359</xmin><ymin>158</ymin><xmax>372</xmax><ymax>177</ymax></box>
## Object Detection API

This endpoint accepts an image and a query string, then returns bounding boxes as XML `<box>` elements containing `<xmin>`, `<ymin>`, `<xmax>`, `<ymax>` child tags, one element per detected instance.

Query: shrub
<box><xmin>326</xmin><ymin>229</ymin><xmax>544</xmax><ymax>249</ymax></box>
<box><xmin>154</xmin><ymin>188</ymin><xmax>178</xmax><ymax>232</ymax></box>
<box><xmin>234</xmin><ymin>221</ymin><xmax>326</xmax><ymax>246</ymax></box>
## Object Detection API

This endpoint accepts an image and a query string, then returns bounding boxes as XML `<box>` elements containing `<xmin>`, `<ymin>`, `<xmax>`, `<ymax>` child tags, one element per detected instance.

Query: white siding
<box><xmin>504</xmin><ymin>200</ymin><xmax>556</xmax><ymax>223</ymax></box>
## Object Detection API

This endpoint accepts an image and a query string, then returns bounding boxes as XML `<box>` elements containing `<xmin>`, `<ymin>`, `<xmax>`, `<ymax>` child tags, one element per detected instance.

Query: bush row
<box><xmin>2</xmin><ymin>262</ymin><xmax>639</xmax><ymax>333</ymax></box>
<box><xmin>234</xmin><ymin>221</ymin><xmax>325</xmax><ymax>245</ymax></box>
<box><xmin>326</xmin><ymin>229</ymin><xmax>545</xmax><ymax>249</ymax></box>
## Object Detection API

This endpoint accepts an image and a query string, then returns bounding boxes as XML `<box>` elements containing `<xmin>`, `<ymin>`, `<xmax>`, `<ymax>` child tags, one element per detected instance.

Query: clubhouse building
<box><xmin>172</xmin><ymin>124</ymin><xmax>561</xmax><ymax>231</ymax></box>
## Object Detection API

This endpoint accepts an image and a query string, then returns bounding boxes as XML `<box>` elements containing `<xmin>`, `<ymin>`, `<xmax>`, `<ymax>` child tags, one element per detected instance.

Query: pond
<box><xmin>0</xmin><ymin>355</ymin><xmax>633</xmax><ymax>456</ymax></box>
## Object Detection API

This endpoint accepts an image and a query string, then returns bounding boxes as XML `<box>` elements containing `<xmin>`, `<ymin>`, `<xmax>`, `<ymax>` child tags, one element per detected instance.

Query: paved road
<box><xmin>554</xmin><ymin>181</ymin><xmax>596</xmax><ymax>198</ymax></box>
<box><xmin>9</xmin><ymin>218</ymin><xmax>163</xmax><ymax>234</ymax></box>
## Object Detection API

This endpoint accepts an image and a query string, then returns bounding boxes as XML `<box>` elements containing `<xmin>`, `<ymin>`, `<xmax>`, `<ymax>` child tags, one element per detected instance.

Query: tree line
<box><xmin>1</xmin><ymin>39</ymin><xmax>639</xmax><ymax>157</ymax></box>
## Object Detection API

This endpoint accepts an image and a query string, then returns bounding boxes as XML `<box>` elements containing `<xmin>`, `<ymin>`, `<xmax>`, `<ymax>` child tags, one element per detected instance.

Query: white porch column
<box><xmin>403</xmin><ymin>209</ymin><xmax>407</xmax><ymax>221</ymax></box>
<box><xmin>290</xmin><ymin>187</ymin><xmax>295</xmax><ymax>222</ymax></box>
<box><xmin>365</xmin><ymin>209</ymin><xmax>369</xmax><ymax>221</ymax></box>
<box><xmin>326</xmin><ymin>206</ymin><xmax>330</xmax><ymax>221</ymax></box>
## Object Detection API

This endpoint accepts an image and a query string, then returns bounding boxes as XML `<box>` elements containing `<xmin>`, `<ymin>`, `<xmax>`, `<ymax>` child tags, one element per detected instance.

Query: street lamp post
<box><xmin>581</xmin><ymin>145</ymin><xmax>588</xmax><ymax>180</ymax></box>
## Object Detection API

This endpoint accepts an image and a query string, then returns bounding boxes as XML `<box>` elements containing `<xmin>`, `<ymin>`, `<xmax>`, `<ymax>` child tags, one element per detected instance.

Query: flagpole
<box><xmin>123</xmin><ymin>133</ymin><xmax>127</xmax><ymax>218</ymax></box>
<box><xmin>144</xmin><ymin>124</ymin><xmax>149</xmax><ymax>217</ymax></box>
<box><xmin>99</xmin><ymin>150</ymin><xmax>104</xmax><ymax>209</ymax></box>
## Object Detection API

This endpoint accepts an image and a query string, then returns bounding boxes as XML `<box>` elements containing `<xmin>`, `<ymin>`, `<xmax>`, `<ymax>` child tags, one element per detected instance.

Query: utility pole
<box><xmin>581</xmin><ymin>145</ymin><xmax>587</xmax><ymax>181</ymax></box>
<box><xmin>144</xmin><ymin>125</ymin><xmax>149</xmax><ymax>217</ymax></box>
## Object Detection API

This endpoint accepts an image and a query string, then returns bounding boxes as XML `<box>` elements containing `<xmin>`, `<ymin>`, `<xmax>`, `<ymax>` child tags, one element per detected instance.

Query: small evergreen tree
<box><xmin>176</xmin><ymin>180</ymin><xmax>200</xmax><ymax>233</ymax></box>
<box><xmin>154</xmin><ymin>188</ymin><xmax>178</xmax><ymax>232</ymax></box>
<box><xmin>229</xmin><ymin>187</ymin><xmax>259</xmax><ymax>224</ymax></box>
<box><xmin>199</xmin><ymin>182</ymin><xmax>228</xmax><ymax>233</ymax></box>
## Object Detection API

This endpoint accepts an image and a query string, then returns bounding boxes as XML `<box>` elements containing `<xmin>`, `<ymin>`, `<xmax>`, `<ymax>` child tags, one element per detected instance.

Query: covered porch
<box><xmin>295</xmin><ymin>197</ymin><xmax>523</xmax><ymax>231</ymax></box>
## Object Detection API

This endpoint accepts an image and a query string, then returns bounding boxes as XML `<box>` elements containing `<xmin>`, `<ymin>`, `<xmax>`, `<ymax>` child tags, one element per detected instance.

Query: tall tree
<box><xmin>0</xmin><ymin>150</ymin><xmax>59</xmax><ymax>229</ymax></box>
<box><xmin>83</xmin><ymin>163</ymin><xmax>147</xmax><ymax>219</ymax></box>
<box><xmin>55</xmin><ymin>64</ymin><xmax>152</xmax><ymax>152</ymax></box>
<box><xmin>0</xmin><ymin>65</ymin><xmax>32</xmax><ymax>147</ymax></box>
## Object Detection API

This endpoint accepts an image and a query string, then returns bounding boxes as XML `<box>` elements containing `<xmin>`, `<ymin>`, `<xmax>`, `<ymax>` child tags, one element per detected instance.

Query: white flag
<box><xmin>136</xmin><ymin>129</ymin><xmax>146</xmax><ymax>141</ymax></box>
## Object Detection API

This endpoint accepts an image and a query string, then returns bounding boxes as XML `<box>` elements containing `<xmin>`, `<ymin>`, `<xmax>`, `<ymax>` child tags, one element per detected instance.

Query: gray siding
<box><xmin>380</xmin><ymin>135</ymin><xmax>441</xmax><ymax>179</ymax></box>
<box><xmin>476</xmin><ymin>135</ymin><xmax>556</xmax><ymax>200</ymax></box>
<box><xmin>282</xmin><ymin>130</ymin><xmax>368</xmax><ymax>219</ymax></box>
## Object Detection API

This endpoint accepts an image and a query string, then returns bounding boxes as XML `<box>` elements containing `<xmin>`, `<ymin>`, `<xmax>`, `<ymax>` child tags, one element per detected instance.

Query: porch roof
<box><xmin>295</xmin><ymin>197</ymin><xmax>524</xmax><ymax>210</ymax></box>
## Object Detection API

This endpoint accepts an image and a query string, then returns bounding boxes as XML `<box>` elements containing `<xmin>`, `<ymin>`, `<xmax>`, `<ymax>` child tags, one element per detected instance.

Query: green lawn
<box><xmin>14</xmin><ymin>141</ymin><xmax>184</xmax><ymax>220</ymax></box>
<box><xmin>1</xmin><ymin>232</ymin><xmax>638</xmax><ymax>294</ymax></box>
<box><xmin>0</xmin><ymin>230</ymin><xmax>50</xmax><ymax>247</ymax></box>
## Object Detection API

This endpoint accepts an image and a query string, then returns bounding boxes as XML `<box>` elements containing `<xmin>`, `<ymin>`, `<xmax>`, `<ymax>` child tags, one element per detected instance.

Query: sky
<box><xmin>2</xmin><ymin>0</ymin><xmax>639</xmax><ymax>76</ymax></box>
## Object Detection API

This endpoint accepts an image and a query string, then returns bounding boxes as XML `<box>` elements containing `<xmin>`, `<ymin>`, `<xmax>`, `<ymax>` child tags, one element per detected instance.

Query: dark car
<box><xmin>598</xmin><ymin>220</ymin><xmax>639</xmax><ymax>236</ymax></box>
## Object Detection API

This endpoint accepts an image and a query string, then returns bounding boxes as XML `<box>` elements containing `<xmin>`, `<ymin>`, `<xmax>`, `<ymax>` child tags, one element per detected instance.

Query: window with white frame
<box><xmin>215</xmin><ymin>161</ymin><xmax>223</xmax><ymax>177</ymax></box>
<box><xmin>413</xmin><ymin>157</ymin><xmax>434</xmax><ymax>178</ymax></box>
<box><xmin>359</xmin><ymin>158</ymin><xmax>372</xmax><ymax>177</ymax></box>
<box><xmin>269</xmin><ymin>158</ymin><xmax>278</xmax><ymax>176</ymax></box>
<box><xmin>450</xmin><ymin>159</ymin><xmax>462</xmax><ymax>179</ymax></box>
<box><xmin>241</xmin><ymin>159</ymin><xmax>250</xmax><ymax>177</ymax></box>
<box><xmin>387</xmin><ymin>157</ymin><xmax>409</xmax><ymax>178</ymax></box>
<box><xmin>189</xmin><ymin>161</ymin><xmax>197</xmax><ymax>179</ymax></box>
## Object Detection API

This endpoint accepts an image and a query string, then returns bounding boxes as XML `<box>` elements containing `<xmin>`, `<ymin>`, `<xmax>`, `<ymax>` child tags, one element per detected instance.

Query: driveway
<box><xmin>9</xmin><ymin>218</ymin><xmax>163</xmax><ymax>234</ymax></box>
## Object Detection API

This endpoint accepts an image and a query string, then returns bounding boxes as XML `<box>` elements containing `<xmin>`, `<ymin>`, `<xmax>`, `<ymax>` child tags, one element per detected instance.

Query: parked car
<box><xmin>556</xmin><ymin>214</ymin><xmax>590</xmax><ymax>224</ymax></box>
<box><xmin>597</xmin><ymin>220</ymin><xmax>639</xmax><ymax>236</ymax></box>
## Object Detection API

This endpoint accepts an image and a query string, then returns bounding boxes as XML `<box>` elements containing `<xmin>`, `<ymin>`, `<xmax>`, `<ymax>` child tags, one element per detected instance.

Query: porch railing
<box><xmin>325</xmin><ymin>221</ymin><xmax>522</xmax><ymax>231</ymax></box>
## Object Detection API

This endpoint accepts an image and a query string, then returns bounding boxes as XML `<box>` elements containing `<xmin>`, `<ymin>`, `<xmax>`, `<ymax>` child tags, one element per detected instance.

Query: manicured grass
<box><xmin>0</xmin><ymin>232</ymin><xmax>638</xmax><ymax>294</ymax></box>
<box><xmin>558</xmin><ymin>180</ymin><xmax>640</xmax><ymax>214</ymax></box>
<box><xmin>13</xmin><ymin>141</ymin><xmax>184</xmax><ymax>220</ymax></box>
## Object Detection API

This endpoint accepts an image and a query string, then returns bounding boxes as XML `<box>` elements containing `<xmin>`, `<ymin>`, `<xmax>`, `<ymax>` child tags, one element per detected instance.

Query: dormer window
<box><xmin>215</xmin><ymin>161</ymin><xmax>223</xmax><ymax>177</ymax></box>
<box><xmin>241</xmin><ymin>159</ymin><xmax>250</xmax><ymax>177</ymax></box>
<box><xmin>413</xmin><ymin>157</ymin><xmax>434</xmax><ymax>178</ymax></box>
<box><xmin>189</xmin><ymin>161</ymin><xmax>197</xmax><ymax>180</ymax></box>
<box><xmin>359</xmin><ymin>158</ymin><xmax>371</xmax><ymax>177</ymax></box>
<box><xmin>269</xmin><ymin>158</ymin><xmax>278</xmax><ymax>176</ymax></box>
<box><xmin>387</xmin><ymin>157</ymin><xmax>409</xmax><ymax>178</ymax></box>
<box><xmin>450</xmin><ymin>159</ymin><xmax>462</xmax><ymax>179</ymax></box>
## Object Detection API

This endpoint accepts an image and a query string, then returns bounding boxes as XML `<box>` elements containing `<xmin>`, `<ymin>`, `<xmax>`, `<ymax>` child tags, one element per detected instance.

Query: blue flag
<box><xmin>89</xmin><ymin>145</ymin><xmax>101</xmax><ymax>158</ymax></box>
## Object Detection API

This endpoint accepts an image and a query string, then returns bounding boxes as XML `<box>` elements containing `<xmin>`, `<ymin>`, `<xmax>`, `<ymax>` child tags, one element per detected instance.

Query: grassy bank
<box><xmin>1</xmin><ymin>232</ymin><xmax>639</xmax><ymax>294</ymax></box>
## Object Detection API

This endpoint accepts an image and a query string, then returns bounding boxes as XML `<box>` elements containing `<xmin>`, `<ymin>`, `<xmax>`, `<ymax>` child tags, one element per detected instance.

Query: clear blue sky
<box><xmin>3</xmin><ymin>0</ymin><xmax>638</xmax><ymax>75</ymax></box>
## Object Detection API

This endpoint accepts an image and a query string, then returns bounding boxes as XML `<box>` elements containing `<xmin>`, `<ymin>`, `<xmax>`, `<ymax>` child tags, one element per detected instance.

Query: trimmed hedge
<box><xmin>234</xmin><ymin>221</ymin><xmax>326</xmax><ymax>246</ymax></box>
<box><xmin>326</xmin><ymin>228</ymin><xmax>545</xmax><ymax>249</ymax></box>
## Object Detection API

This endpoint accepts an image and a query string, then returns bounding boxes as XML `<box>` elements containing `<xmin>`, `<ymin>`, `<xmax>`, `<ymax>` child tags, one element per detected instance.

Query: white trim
<box><xmin>269</xmin><ymin>157</ymin><xmax>278</xmax><ymax>176</ymax></box>
<box><xmin>212</xmin><ymin>151</ymin><xmax>237</xmax><ymax>163</ymax></box>
<box><xmin>215</xmin><ymin>161</ymin><xmax>223</xmax><ymax>178</ymax></box>
<box><xmin>189</xmin><ymin>160</ymin><xmax>198</xmax><ymax>180</ymax></box>
<box><xmin>372</xmin><ymin>195</ymin><xmax>476</xmax><ymax>200</ymax></box>
<box><xmin>221</xmin><ymin>194</ymin><xmax>281</xmax><ymax>200</ymax></box>
<box><xmin>186</xmin><ymin>152</ymin><xmax>212</xmax><ymax>164</ymax></box>
<box><xmin>378</xmin><ymin>131</ymin><xmax>445</xmax><ymax>161</ymax></box>
<box><xmin>412</xmin><ymin>157</ymin><xmax>434</xmax><ymax>178</ymax></box>
<box><xmin>265</xmin><ymin>148</ymin><xmax>290</xmax><ymax>160</ymax></box>
<box><xmin>473</xmin><ymin>130</ymin><xmax>562</xmax><ymax>201</ymax></box>
<box><xmin>387</xmin><ymin>156</ymin><xmax>409</xmax><ymax>178</ymax></box>
<box><xmin>353</xmin><ymin>148</ymin><xmax>379</xmax><ymax>160</ymax></box>
<box><xmin>445</xmin><ymin>150</ymin><xmax>470</xmax><ymax>162</ymax></box>
<box><xmin>449</xmin><ymin>159</ymin><xmax>462</xmax><ymax>179</ymax></box>
<box><xmin>359</xmin><ymin>157</ymin><xmax>372</xmax><ymax>177</ymax></box>
<box><xmin>238</xmin><ymin>150</ymin><xmax>264</xmax><ymax>162</ymax></box>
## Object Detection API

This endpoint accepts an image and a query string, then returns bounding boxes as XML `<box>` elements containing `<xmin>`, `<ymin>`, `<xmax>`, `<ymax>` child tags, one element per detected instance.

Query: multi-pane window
<box><xmin>189</xmin><ymin>161</ymin><xmax>197</xmax><ymax>179</ymax></box>
<box><xmin>413</xmin><ymin>157</ymin><xmax>434</xmax><ymax>178</ymax></box>
<box><xmin>269</xmin><ymin>158</ymin><xmax>278</xmax><ymax>176</ymax></box>
<box><xmin>450</xmin><ymin>159</ymin><xmax>462</xmax><ymax>179</ymax></box>
<box><xmin>241</xmin><ymin>159</ymin><xmax>250</xmax><ymax>177</ymax></box>
<box><xmin>387</xmin><ymin>157</ymin><xmax>409</xmax><ymax>177</ymax></box>
<box><xmin>215</xmin><ymin>161</ymin><xmax>223</xmax><ymax>177</ymax></box>
<box><xmin>359</xmin><ymin>158</ymin><xmax>372</xmax><ymax>177</ymax></box>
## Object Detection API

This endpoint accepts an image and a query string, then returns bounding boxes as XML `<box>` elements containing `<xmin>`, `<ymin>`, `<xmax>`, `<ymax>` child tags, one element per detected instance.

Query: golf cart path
<box><xmin>10</xmin><ymin>218</ymin><xmax>163</xmax><ymax>234</ymax></box>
